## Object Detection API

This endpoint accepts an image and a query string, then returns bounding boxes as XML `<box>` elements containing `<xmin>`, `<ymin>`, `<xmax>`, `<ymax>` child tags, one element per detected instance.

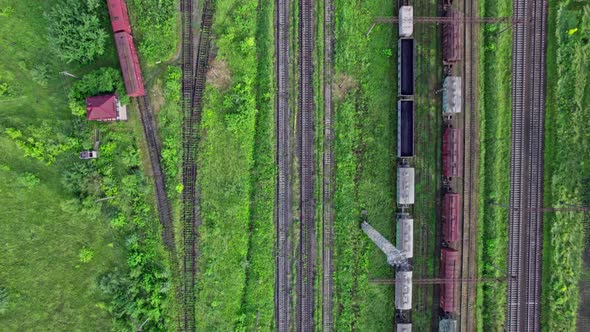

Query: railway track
<box><xmin>275</xmin><ymin>0</ymin><xmax>291</xmax><ymax>330</ymax></box>
<box><xmin>321</xmin><ymin>0</ymin><xmax>335</xmax><ymax>329</ymax></box>
<box><xmin>136</xmin><ymin>96</ymin><xmax>177</xmax><ymax>257</ymax></box>
<box><xmin>506</xmin><ymin>0</ymin><xmax>547</xmax><ymax>330</ymax></box>
<box><xmin>297</xmin><ymin>0</ymin><xmax>316</xmax><ymax>330</ymax></box>
<box><xmin>459</xmin><ymin>0</ymin><xmax>479</xmax><ymax>328</ymax></box>
<box><xmin>180</xmin><ymin>0</ymin><xmax>214</xmax><ymax>330</ymax></box>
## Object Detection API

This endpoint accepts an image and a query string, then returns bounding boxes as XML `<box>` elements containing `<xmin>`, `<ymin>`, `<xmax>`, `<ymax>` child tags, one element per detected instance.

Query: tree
<box><xmin>46</xmin><ymin>0</ymin><xmax>107</xmax><ymax>64</ymax></box>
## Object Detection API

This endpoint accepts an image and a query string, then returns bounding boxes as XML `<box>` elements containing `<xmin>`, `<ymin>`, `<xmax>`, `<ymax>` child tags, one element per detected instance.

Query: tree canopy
<box><xmin>47</xmin><ymin>0</ymin><xmax>107</xmax><ymax>64</ymax></box>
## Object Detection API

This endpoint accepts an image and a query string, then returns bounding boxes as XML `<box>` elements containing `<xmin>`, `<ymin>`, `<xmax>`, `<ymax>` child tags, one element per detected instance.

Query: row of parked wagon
<box><xmin>106</xmin><ymin>0</ymin><xmax>145</xmax><ymax>97</ymax></box>
<box><xmin>394</xmin><ymin>5</ymin><xmax>415</xmax><ymax>332</ymax></box>
<box><xmin>439</xmin><ymin>2</ymin><xmax>464</xmax><ymax>332</ymax></box>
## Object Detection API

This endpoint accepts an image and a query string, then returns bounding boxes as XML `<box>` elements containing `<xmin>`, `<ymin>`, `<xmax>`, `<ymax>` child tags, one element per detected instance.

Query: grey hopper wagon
<box><xmin>395</xmin><ymin>271</ymin><xmax>412</xmax><ymax>310</ymax></box>
<box><xmin>397</xmin><ymin>166</ymin><xmax>415</xmax><ymax>205</ymax></box>
<box><xmin>396</xmin><ymin>213</ymin><xmax>414</xmax><ymax>258</ymax></box>
<box><xmin>396</xmin><ymin>323</ymin><xmax>412</xmax><ymax>332</ymax></box>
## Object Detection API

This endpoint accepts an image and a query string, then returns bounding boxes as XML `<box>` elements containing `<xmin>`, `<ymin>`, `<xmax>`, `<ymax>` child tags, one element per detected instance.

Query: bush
<box><xmin>5</xmin><ymin>124</ymin><xmax>75</xmax><ymax>165</ymax></box>
<box><xmin>46</xmin><ymin>0</ymin><xmax>108</xmax><ymax>64</ymax></box>
<box><xmin>68</xmin><ymin>68</ymin><xmax>128</xmax><ymax>116</ymax></box>
<box><xmin>79</xmin><ymin>247</ymin><xmax>95</xmax><ymax>263</ymax></box>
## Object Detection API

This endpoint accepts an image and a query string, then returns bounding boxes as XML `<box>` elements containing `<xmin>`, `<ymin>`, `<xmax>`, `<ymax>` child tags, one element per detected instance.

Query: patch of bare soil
<box><xmin>149</xmin><ymin>79</ymin><xmax>165</xmax><ymax>113</ymax></box>
<box><xmin>333</xmin><ymin>73</ymin><xmax>358</xmax><ymax>101</ymax></box>
<box><xmin>207</xmin><ymin>59</ymin><xmax>231</xmax><ymax>91</ymax></box>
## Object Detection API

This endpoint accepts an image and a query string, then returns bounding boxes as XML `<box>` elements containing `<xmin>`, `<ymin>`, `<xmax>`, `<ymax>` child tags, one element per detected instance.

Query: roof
<box><xmin>86</xmin><ymin>94</ymin><xmax>117</xmax><ymax>121</ymax></box>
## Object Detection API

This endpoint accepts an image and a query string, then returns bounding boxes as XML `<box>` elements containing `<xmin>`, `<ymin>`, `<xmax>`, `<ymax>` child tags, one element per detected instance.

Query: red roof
<box><xmin>86</xmin><ymin>94</ymin><xmax>117</xmax><ymax>121</ymax></box>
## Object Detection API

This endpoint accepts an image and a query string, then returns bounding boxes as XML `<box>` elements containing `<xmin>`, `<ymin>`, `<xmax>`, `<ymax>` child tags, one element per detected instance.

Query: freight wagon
<box><xmin>399</xmin><ymin>6</ymin><xmax>413</xmax><ymax>37</ymax></box>
<box><xmin>395</xmin><ymin>271</ymin><xmax>413</xmax><ymax>310</ymax></box>
<box><xmin>442</xmin><ymin>76</ymin><xmax>462</xmax><ymax>114</ymax></box>
<box><xmin>440</xmin><ymin>248</ymin><xmax>459</xmax><ymax>313</ymax></box>
<box><xmin>442</xmin><ymin>10</ymin><xmax>462</xmax><ymax>64</ymax></box>
<box><xmin>442</xmin><ymin>192</ymin><xmax>461</xmax><ymax>243</ymax></box>
<box><xmin>397</xmin><ymin>213</ymin><xmax>414</xmax><ymax>258</ymax></box>
<box><xmin>397</xmin><ymin>166</ymin><xmax>415</xmax><ymax>205</ymax></box>
<box><xmin>107</xmin><ymin>0</ymin><xmax>145</xmax><ymax>97</ymax></box>
<box><xmin>107</xmin><ymin>0</ymin><xmax>131</xmax><ymax>33</ymax></box>
<box><xmin>397</xmin><ymin>323</ymin><xmax>412</xmax><ymax>332</ymax></box>
<box><xmin>442</xmin><ymin>128</ymin><xmax>462</xmax><ymax>177</ymax></box>
<box><xmin>114</xmin><ymin>32</ymin><xmax>145</xmax><ymax>97</ymax></box>
<box><xmin>398</xmin><ymin>38</ymin><xmax>415</xmax><ymax>96</ymax></box>
<box><xmin>398</xmin><ymin>100</ymin><xmax>415</xmax><ymax>158</ymax></box>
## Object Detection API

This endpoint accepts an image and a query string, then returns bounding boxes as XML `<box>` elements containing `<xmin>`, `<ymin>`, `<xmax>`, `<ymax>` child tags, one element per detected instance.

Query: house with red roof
<box><xmin>86</xmin><ymin>94</ymin><xmax>127</xmax><ymax>121</ymax></box>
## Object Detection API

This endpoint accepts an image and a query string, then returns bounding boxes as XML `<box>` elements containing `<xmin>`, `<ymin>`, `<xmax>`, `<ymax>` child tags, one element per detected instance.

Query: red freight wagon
<box><xmin>442</xmin><ymin>9</ymin><xmax>462</xmax><ymax>64</ymax></box>
<box><xmin>107</xmin><ymin>0</ymin><xmax>131</xmax><ymax>33</ymax></box>
<box><xmin>442</xmin><ymin>128</ymin><xmax>463</xmax><ymax>177</ymax></box>
<box><xmin>442</xmin><ymin>193</ymin><xmax>460</xmax><ymax>243</ymax></box>
<box><xmin>440</xmin><ymin>248</ymin><xmax>459</xmax><ymax>313</ymax></box>
<box><xmin>114</xmin><ymin>32</ymin><xmax>145</xmax><ymax>97</ymax></box>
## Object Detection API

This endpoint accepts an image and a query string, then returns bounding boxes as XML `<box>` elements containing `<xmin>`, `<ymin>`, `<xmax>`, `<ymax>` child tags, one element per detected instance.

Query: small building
<box><xmin>397</xmin><ymin>166</ymin><xmax>415</xmax><ymax>205</ymax></box>
<box><xmin>442</xmin><ymin>128</ymin><xmax>463</xmax><ymax>177</ymax></box>
<box><xmin>397</xmin><ymin>213</ymin><xmax>414</xmax><ymax>258</ymax></box>
<box><xmin>442</xmin><ymin>192</ymin><xmax>461</xmax><ymax>243</ymax></box>
<box><xmin>443</xmin><ymin>76</ymin><xmax>462</xmax><ymax>114</ymax></box>
<box><xmin>399</xmin><ymin>6</ymin><xmax>413</xmax><ymax>37</ymax></box>
<box><xmin>440</xmin><ymin>248</ymin><xmax>459</xmax><ymax>313</ymax></box>
<box><xmin>395</xmin><ymin>271</ymin><xmax>413</xmax><ymax>310</ymax></box>
<box><xmin>86</xmin><ymin>94</ymin><xmax>127</xmax><ymax>121</ymax></box>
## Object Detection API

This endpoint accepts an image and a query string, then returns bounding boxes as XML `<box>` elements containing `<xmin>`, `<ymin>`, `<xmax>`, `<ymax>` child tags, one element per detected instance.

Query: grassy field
<box><xmin>476</xmin><ymin>0</ymin><xmax>512</xmax><ymax>329</ymax></box>
<box><xmin>332</xmin><ymin>0</ymin><xmax>397</xmax><ymax>330</ymax></box>
<box><xmin>542</xmin><ymin>2</ymin><xmax>590</xmax><ymax>331</ymax></box>
<box><xmin>0</xmin><ymin>0</ymin><xmax>180</xmax><ymax>330</ymax></box>
<box><xmin>193</xmin><ymin>0</ymin><xmax>275</xmax><ymax>330</ymax></box>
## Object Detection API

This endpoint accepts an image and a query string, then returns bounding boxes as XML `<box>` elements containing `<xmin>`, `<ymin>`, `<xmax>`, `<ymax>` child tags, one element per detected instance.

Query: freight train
<box><xmin>438</xmin><ymin>2</ymin><xmax>464</xmax><ymax>331</ymax></box>
<box><xmin>106</xmin><ymin>0</ymin><xmax>145</xmax><ymax>97</ymax></box>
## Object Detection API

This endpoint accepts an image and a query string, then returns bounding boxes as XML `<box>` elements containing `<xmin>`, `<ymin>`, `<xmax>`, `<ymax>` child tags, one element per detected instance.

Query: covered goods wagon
<box><xmin>442</xmin><ymin>10</ymin><xmax>462</xmax><ymax>64</ymax></box>
<box><xmin>440</xmin><ymin>248</ymin><xmax>459</xmax><ymax>313</ymax></box>
<box><xmin>114</xmin><ymin>32</ymin><xmax>145</xmax><ymax>97</ymax></box>
<box><xmin>442</xmin><ymin>128</ymin><xmax>462</xmax><ymax>177</ymax></box>
<box><xmin>442</xmin><ymin>192</ymin><xmax>461</xmax><ymax>243</ymax></box>
<box><xmin>107</xmin><ymin>0</ymin><xmax>131</xmax><ymax>33</ymax></box>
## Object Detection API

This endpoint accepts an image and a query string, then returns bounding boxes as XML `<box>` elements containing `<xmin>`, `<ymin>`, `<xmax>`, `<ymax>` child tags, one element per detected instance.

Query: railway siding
<box><xmin>506</xmin><ymin>0</ymin><xmax>547</xmax><ymax>330</ymax></box>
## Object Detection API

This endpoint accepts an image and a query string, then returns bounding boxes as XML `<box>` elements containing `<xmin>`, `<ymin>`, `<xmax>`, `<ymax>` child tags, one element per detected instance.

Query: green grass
<box><xmin>542</xmin><ymin>3</ymin><xmax>590</xmax><ymax>331</ymax></box>
<box><xmin>0</xmin><ymin>1</ymin><xmax>178</xmax><ymax>330</ymax></box>
<box><xmin>333</xmin><ymin>0</ymin><xmax>397</xmax><ymax>330</ymax></box>
<box><xmin>0</xmin><ymin>139</ymin><xmax>122</xmax><ymax>330</ymax></box>
<box><xmin>194</xmin><ymin>0</ymin><xmax>275</xmax><ymax>330</ymax></box>
<box><xmin>476</xmin><ymin>0</ymin><xmax>512</xmax><ymax>329</ymax></box>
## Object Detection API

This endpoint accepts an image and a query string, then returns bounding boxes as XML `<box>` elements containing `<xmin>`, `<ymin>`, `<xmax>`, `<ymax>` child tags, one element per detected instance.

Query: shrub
<box><xmin>46</xmin><ymin>0</ymin><xmax>108</xmax><ymax>64</ymax></box>
<box><xmin>79</xmin><ymin>247</ymin><xmax>95</xmax><ymax>263</ymax></box>
<box><xmin>68</xmin><ymin>68</ymin><xmax>128</xmax><ymax>116</ymax></box>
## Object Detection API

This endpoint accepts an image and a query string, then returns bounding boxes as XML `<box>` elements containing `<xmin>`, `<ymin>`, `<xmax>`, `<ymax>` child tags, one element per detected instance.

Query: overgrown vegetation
<box><xmin>46</xmin><ymin>0</ymin><xmax>108</xmax><ymax>64</ymax></box>
<box><xmin>333</xmin><ymin>0</ymin><xmax>396</xmax><ymax>330</ymax></box>
<box><xmin>193</xmin><ymin>0</ymin><xmax>275</xmax><ymax>330</ymax></box>
<box><xmin>476</xmin><ymin>0</ymin><xmax>512</xmax><ymax>328</ymax></box>
<box><xmin>127</xmin><ymin>0</ymin><xmax>179</xmax><ymax>65</ymax></box>
<box><xmin>0</xmin><ymin>0</ymin><xmax>176</xmax><ymax>329</ymax></box>
<box><xmin>542</xmin><ymin>3</ymin><xmax>590</xmax><ymax>331</ymax></box>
